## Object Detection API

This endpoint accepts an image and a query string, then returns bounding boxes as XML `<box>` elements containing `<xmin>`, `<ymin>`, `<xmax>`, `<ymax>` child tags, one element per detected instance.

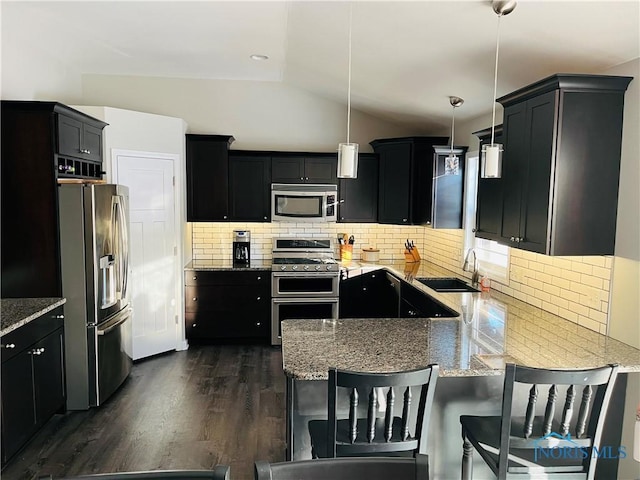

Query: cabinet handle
<box><xmin>403</xmin><ymin>218</ymin><xmax>408</xmax><ymax>222</ymax></box>
<box><xmin>256</xmin><ymin>322</ymin><xmax>262</xmax><ymax>327</ymax></box>
<box><xmin>257</xmin><ymin>276</ymin><xmax>261</xmax><ymax>280</ymax></box>
<box><xmin>256</xmin><ymin>296</ymin><xmax>261</xmax><ymax>301</ymax></box>
<box><xmin>30</xmin><ymin>347</ymin><xmax>45</xmax><ymax>355</ymax></box>
<box><xmin>362</xmin><ymin>287</ymin><xmax>367</xmax><ymax>291</ymax></box>
<box><xmin>341</xmin><ymin>217</ymin><xmax>345</xmax><ymax>220</ymax></box>
<box><xmin>519</xmin><ymin>237</ymin><xmax>524</xmax><ymax>242</ymax></box>
<box><xmin>408</xmin><ymin>310</ymin><xmax>417</xmax><ymax>316</ymax></box>
<box><xmin>192</xmin><ymin>297</ymin><xmax>197</xmax><ymax>301</ymax></box>
<box><xmin>426</xmin><ymin>221</ymin><xmax>431</xmax><ymax>225</ymax></box>
<box><xmin>55</xmin><ymin>314</ymin><xmax>64</xmax><ymax>319</ymax></box>
<box><xmin>305</xmin><ymin>177</ymin><xmax>309</xmax><ymax>180</ymax></box>
<box><xmin>192</xmin><ymin>323</ymin><xmax>197</xmax><ymax>327</ymax></box>
<box><xmin>510</xmin><ymin>236</ymin><xmax>515</xmax><ymax>241</ymax></box>
<box><xmin>193</xmin><ymin>276</ymin><xmax>197</xmax><ymax>280</ymax></box>
<box><xmin>515</xmin><ymin>237</ymin><xmax>521</xmax><ymax>243</ymax></box>
<box><xmin>264</xmin><ymin>216</ymin><xmax>268</xmax><ymax>220</ymax></box>
<box><xmin>2</xmin><ymin>343</ymin><xmax>16</xmax><ymax>349</ymax></box>
<box><xmin>300</xmin><ymin>177</ymin><xmax>304</xmax><ymax>180</ymax></box>
<box><xmin>223</xmin><ymin>215</ymin><xmax>228</xmax><ymax>219</ymax></box>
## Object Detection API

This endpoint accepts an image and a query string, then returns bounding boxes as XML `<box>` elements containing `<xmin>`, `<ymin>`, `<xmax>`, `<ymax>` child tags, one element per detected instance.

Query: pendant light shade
<box><xmin>338</xmin><ymin>143</ymin><xmax>358</xmax><ymax>178</ymax></box>
<box><xmin>337</xmin><ymin>4</ymin><xmax>358</xmax><ymax>179</ymax></box>
<box><xmin>481</xmin><ymin>0</ymin><xmax>516</xmax><ymax>179</ymax></box>
<box><xmin>445</xmin><ymin>96</ymin><xmax>464</xmax><ymax>176</ymax></box>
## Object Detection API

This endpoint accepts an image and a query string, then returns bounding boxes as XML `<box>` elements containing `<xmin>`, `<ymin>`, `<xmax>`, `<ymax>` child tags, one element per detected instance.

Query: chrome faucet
<box><xmin>463</xmin><ymin>249</ymin><xmax>480</xmax><ymax>285</ymax></box>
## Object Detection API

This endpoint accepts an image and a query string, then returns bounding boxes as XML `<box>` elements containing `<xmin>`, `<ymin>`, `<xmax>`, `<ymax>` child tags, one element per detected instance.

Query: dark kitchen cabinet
<box><xmin>57</xmin><ymin>114</ymin><xmax>103</xmax><ymax>164</ymax></box>
<box><xmin>186</xmin><ymin>134</ymin><xmax>235</xmax><ymax>222</ymax></box>
<box><xmin>272</xmin><ymin>154</ymin><xmax>337</xmax><ymax>184</ymax></box>
<box><xmin>338</xmin><ymin>153</ymin><xmax>378</xmax><ymax>223</ymax></box>
<box><xmin>495</xmin><ymin>74</ymin><xmax>632</xmax><ymax>255</ymax></box>
<box><xmin>400</xmin><ymin>283</ymin><xmax>456</xmax><ymax>318</ymax></box>
<box><xmin>1</xmin><ymin>101</ymin><xmax>107</xmax><ymax>298</ymax></box>
<box><xmin>1</xmin><ymin>306</ymin><xmax>65</xmax><ymax>465</ymax></box>
<box><xmin>340</xmin><ymin>268</ymin><xmax>457</xmax><ymax>319</ymax></box>
<box><xmin>185</xmin><ymin>270</ymin><xmax>270</xmax><ymax>341</ymax></box>
<box><xmin>370</xmin><ymin>136</ymin><xmax>448</xmax><ymax>225</ymax></box>
<box><xmin>339</xmin><ymin>270</ymin><xmax>399</xmax><ymax>319</ymax></box>
<box><xmin>229</xmin><ymin>151</ymin><xmax>272</xmax><ymax>222</ymax></box>
<box><xmin>473</xmin><ymin>125</ymin><xmax>504</xmax><ymax>243</ymax></box>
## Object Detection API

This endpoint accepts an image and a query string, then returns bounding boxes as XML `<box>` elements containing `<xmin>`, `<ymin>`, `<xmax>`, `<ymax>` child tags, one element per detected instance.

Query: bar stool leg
<box><xmin>461</xmin><ymin>430</ymin><xmax>473</xmax><ymax>480</ymax></box>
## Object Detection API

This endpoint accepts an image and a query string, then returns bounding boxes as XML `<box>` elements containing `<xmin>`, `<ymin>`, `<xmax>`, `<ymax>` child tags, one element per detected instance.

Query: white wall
<box><xmin>80</xmin><ymin>74</ymin><xmax>418</xmax><ymax>152</ymax></box>
<box><xmin>0</xmin><ymin>12</ymin><xmax>83</xmax><ymax>102</ymax></box>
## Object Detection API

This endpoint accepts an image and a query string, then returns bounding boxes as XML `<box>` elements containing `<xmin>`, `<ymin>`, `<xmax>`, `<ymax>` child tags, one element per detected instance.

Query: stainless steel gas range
<box><xmin>271</xmin><ymin>238</ymin><xmax>339</xmax><ymax>345</ymax></box>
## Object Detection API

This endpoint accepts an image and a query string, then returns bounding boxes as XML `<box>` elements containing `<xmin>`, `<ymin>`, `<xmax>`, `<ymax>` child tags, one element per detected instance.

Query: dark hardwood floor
<box><xmin>2</xmin><ymin>344</ymin><xmax>286</xmax><ymax>480</ymax></box>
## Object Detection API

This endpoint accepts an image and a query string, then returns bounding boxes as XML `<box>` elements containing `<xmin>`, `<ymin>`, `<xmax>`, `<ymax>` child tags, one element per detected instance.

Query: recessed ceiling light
<box><xmin>250</xmin><ymin>54</ymin><xmax>269</xmax><ymax>61</ymax></box>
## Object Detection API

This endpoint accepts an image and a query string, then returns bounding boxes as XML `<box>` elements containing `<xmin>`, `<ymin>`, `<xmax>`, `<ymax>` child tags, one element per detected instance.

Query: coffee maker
<box><xmin>233</xmin><ymin>230</ymin><xmax>251</xmax><ymax>266</ymax></box>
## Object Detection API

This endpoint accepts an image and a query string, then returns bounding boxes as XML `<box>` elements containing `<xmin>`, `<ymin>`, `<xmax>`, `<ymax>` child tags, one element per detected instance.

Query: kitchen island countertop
<box><xmin>282</xmin><ymin>260</ymin><xmax>640</xmax><ymax>379</ymax></box>
<box><xmin>0</xmin><ymin>297</ymin><xmax>66</xmax><ymax>336</ymax></box>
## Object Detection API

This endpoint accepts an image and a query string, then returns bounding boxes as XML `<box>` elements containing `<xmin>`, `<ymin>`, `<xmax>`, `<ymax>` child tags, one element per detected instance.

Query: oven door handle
<box><xmin>272</xmin><ymin>272</ymin><xmax>339</xmax><ymax>278</ymax></box>
<box><xmin>272</xmin><ymin>297</ymin><xmax>338</xmax><ymax>304</ymax></box>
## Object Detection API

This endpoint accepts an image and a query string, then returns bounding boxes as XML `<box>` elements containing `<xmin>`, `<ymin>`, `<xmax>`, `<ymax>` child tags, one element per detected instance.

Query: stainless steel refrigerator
<box><xmin>58</xmin><ymin>183</ymin><xmax>133</xmax><ymax>410</ymax></box>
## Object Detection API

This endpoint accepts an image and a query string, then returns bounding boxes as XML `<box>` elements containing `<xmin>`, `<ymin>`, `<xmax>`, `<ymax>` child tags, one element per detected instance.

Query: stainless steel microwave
<box><xmin>271</xmin><ymin>183</ymin><xmax>338</xmax><ymax>222</ymax></box>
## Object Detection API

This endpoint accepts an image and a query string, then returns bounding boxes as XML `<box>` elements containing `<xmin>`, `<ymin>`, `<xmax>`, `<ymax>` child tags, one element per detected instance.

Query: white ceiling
<box><xmin>3</xmin><ymin>0</ymin><xmax>639</xmax><ymax>132</ymax></box>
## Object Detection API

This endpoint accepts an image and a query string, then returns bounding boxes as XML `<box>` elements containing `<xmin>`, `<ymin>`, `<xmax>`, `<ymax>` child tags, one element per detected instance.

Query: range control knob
<box><xmin>292</xmin><ymin>265</ymin><xmax>298</xmax><ymax>270</ymax></box>
<box><xmin>326</xmin><ymin>265</ymin><xmax>332</xmax><ymax>271</ymax></box>
<box><xmin>280</xmin><ymin>266</ymin><xmax>287</xmax><ymax>271</ymax></box>
<box><xmin>315</xmin><ymin>265</ymin><xmax>321</xmax><ymax>271</ymax></box>
<box><xmin>303</xmin><ymin>265</ymin><xmax>309</xmax><ymax>271</ymax></box>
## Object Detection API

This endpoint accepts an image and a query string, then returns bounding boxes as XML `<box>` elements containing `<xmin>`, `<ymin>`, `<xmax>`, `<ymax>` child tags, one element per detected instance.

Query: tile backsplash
<box><xmin>190</xmin><ymin>223</ymin><xmax>612</xmax><ymax>334</ymax></box>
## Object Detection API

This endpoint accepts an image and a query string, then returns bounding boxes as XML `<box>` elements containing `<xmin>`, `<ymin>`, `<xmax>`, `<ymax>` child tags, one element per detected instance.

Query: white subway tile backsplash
<box><xmin>190</xmin><ymin>221</ymin><xmax>613</xmax><ymax>334</ymax></box>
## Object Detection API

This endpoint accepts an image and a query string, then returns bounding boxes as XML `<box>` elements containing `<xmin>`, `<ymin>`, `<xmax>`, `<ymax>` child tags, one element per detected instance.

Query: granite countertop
<box><xmin>1</xmin><ymin>298</ymin><xmax>67</xmax><ymax>336</ymax></box>
<box><xmin>282</xmin><ymin>260</ymin><xmax>640</xmax><ymax>379</ymax></box>
<box><xmin>185</xmin><ymin>259</ymin><xmax>272</xmax><ymax>271</ymax></box>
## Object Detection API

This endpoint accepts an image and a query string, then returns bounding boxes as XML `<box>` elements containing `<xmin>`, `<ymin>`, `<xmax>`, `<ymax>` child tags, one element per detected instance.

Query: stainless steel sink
<box><xmin>416</xmin><ymin>277</ymin><xmax>480</xmax><ymax>293</ymax></box>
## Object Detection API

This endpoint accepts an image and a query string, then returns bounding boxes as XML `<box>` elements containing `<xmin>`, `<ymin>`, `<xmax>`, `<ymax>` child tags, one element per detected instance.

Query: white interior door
<box><xmin>113</xmin><ymin>151</ymin><xmax>178</xmax><ymax>360</ymax></box>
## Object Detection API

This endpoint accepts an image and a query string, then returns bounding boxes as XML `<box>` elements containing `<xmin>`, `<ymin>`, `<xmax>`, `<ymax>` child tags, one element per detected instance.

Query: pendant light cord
<box><xmin>490</xmin><ymin>14</ymin><xmax>502</xmax><ymax>146</ymax></box>
<box><xmin>346</xmin><ymin>3</ymin><xmax>353</xmax><ymax>144</ymax></box>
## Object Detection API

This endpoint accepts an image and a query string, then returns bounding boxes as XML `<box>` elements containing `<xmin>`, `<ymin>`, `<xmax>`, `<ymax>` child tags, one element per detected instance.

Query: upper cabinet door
<box><xmin>271</xmin><ymin>156</ymin><xmax>305</xmax><ymax>183</ymax></box>
<box><xmin>229</xmin><ymin>153</ymin><xmax>271</xmax><ymax>222</ymax></box>
<box><xmin>304</xmin><ymin>156</ymin><xmax>337</xmax><ymax>184</ymax></box>
<box><xmin>186</xmin><ymin>134</ymin><xmax>234</xmax><ymax>222</ymax></box>
<box><xmin>338</xmin><ymin>153</ymin><xmax>378</xmax><ymax>223</ymax></box>
<box><xmin>376</xmin><ymin>142</ymin><xmax>412</xmax><ymax>224</ymax></box>
<box><xmin>57</xmin><ymin>114</ymin><xmax>83</xmax><ymax>157</ymax></box>
<box><xmin>82</xmin><ymin>123</ymin><xmax>103</xmax><ymax>163</ymax></box>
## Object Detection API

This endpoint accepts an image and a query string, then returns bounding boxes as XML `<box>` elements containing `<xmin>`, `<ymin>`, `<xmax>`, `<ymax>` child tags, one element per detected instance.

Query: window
<box><xmin>462</xmin><ymin>152</ymin><xmax>510</xmax><ymax>284</ymax></box>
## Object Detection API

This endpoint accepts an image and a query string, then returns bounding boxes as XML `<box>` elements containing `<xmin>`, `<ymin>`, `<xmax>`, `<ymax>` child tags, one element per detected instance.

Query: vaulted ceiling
<box><xmin>3</xmin><ymin>1</ymin><xmax>639</xmax><ymax>132</ymax></box>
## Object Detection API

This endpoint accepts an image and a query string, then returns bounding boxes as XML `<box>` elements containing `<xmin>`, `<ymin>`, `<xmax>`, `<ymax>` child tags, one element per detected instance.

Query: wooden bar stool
<box><xmin>308</xmin><ymin>365</ymin><xmax>439</xmax><ymax>460</ymax></box>
<box><xmin>460</xmin><ymin>363</ymin><xmax>619</xmax><ymax>480</ymax></box>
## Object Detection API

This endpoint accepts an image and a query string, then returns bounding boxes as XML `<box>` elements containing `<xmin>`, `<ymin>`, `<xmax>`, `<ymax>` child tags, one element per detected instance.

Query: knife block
<box><xmin>404</xmin><ymin>246</ymin><xmax>421</xmax><ymax>263</ymax></box>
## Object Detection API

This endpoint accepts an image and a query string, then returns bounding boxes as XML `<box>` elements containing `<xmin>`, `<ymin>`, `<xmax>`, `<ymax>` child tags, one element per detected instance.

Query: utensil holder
<box><xmin>340</xmin><ymin>244</ymin><xmax>353</xmax><ymax>261</ymax></box>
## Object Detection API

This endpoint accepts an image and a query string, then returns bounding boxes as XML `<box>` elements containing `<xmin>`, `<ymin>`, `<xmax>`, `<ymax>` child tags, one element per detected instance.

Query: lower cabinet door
<box><xmin>33</xmin><ymin>329</ymin><xmax>65</xmax><ymax>425</ymax></box>
<box><xmin>185</xmin><ymin>307</ymin><xmax>269</xmax><ymax>340</ymax></box>
<box><xmin>1</xmin><ymin>350</ymin><xmax>36</xmax><ymax>464</ymax></box>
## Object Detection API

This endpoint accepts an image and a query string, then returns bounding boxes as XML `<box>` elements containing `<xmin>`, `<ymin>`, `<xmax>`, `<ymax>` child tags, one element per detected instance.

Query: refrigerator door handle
<box><xmin>97</xmin><ymin>308</ymin><xmax>132</xmax><ymax>336</ymax></box>
<box><xmin>113</xmin><ymin>195</ymin><xmax>129</xmax><ymax>301</ymax></box>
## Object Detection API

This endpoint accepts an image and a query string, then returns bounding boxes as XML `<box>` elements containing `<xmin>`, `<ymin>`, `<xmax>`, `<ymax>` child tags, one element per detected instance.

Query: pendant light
<box><xmin>481</xmin><ymin>0</ymin><xmax>516</xmax><ymax>179</ymax></box>
<box><xmin>445</xmin><ymin>96</ymin><xmax>464</xmax><ymax>176</ymax></box>
<box><xmin>337</xmin><ymin>3</ymin><xmax>358</xmax><ymax>179</ymax></box>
